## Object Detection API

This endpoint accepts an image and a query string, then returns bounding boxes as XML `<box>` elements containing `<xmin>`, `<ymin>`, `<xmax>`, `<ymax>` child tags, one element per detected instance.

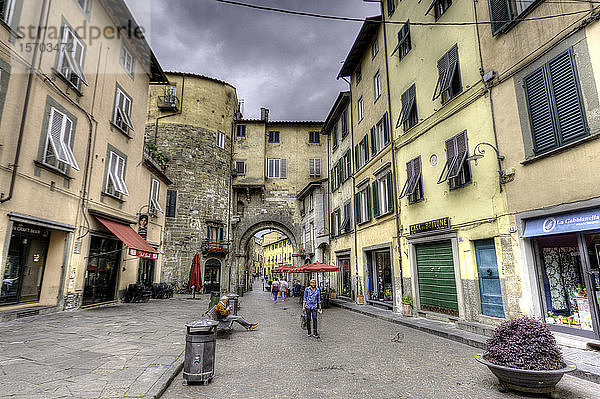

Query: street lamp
<box><xmin>465</xmin><ymin>142</ymin><xmax>509</xmax><ymax>192</ymax></box>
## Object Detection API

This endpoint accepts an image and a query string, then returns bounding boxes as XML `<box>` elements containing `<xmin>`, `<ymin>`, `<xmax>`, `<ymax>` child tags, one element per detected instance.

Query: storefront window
<box><xmin>83</xmin><ymin>236</ymin><xmax>121</xmax><ymax>306</ymax></box>
<box><xmin>368</xmin><ymin>250</ymin><xmax>393</xmax><ymax>303</ymax></box>
<box><xmin>339</xmin><ymin>258</ymin><xmax>351</xmax><ymax>297</ymax></box>
<box><xmin>137</xmin><ymin>258</ymin><xmax>155</xmax><ymax>287</ymax></box>
<box><xmin>536</xmin><ymin>234</ymin><xmax>593</xmax><ymax>331</ymax></box>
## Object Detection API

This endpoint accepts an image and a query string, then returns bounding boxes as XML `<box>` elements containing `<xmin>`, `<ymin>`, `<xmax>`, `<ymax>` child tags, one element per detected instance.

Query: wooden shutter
<box><xmin>489</xmin><ymin>0</ymin><xmax>512</xmax><ymax>35</ymax></box>
<box><xmin>448</xmin><ymin>131</ymin><xmax>468</xmax><ymax>179</ymax></box>
<box><xmin>400</xmin><ymin>158</ymin><xmax>415</xmax><ymax>198</ymax></box>
<box><xmin>366</xmin><ymin>185</ymin><xmax>372</xmax><ymax>221</ymax></box>
<box><xmin>309</xmin><ymin>159</ymin><xmax>315</xmax><ymax>177</ymax></box>
<box><xmin>354</xmin><ymin>193</ymin><xmax>361</xmax><ymax>224</ymax></box>
<box><xmin>354</xmin><ymin>145</ymin><xmax>360</xmax><ymax>170</ymax></box>
<box><xmin>337</xmin><ymin>211</ymin><xmax>341</xmax><ymax>235</ymax></box>
<box><xmin>166</xmin><ymin>190</ymin><xmax>177</xmax><ymax>217</ymax></box>
<box><xmin>524</xmin><ymin>67</ymin><xmax>557</xmax><ymax>154</ymax></box>
<box><xmin>330</xmin><ymin>168</ymin><xmax>335</xmax><ymax>191</ymax></box>
<box><xmin>372</xmin><ymin>180</ymin><xmax>380</xmax><ymax>218</ymax></box>
<box><xmin>330</xmin><ymin>212</ymin><xmax>335</xmax><ymax>237</ymax></box>
<box><xmin>315</xmin><ymin>159</ymin><xmax>321</xmax><ymax>177</ymax></box>
<box><xmin>548</xmin><ymin>49</ymin><xmax>587</xmax><ymax>144</ymax></box>
<box><xmin>337</xmin><ymin>158</ymin><xmax>343</xmax><ymax>183</ymax></box>
<box><xmin>280</xmin><ymin>159</ymin><xmax>287</xmax><ymax>178</ymax></box>
<box><xmin>438</xmin><ymin>137</ymin><xmax>457</xmax><ymax>184</ymax></box>
<box><xmin>364</xmin><ymin>135</ymin><xmax>370</xmax><ymax>162</ymax></box>
<box><xmin>433</xmin><ymin>51</ymin><xmax>449</xmax><ymax>100</ymax></box>
<box><xmin>370</xmin><ymin>126</ymin><xmax>377</xmax><ymax>156</ymax></box>
<box><xmin>382</xmin><ymin>112</ymin><xmax>390</xmax><ymax>145</ymax></box>
<box><xmin>386</xmin><ymin>172</ymin><xmax>394</xmax><ymax>212</ymax></box>
<box><xmin>48</xmin><ymin>109</ymin><xmax>68</xmax><ymax>163</ymax></box>
<box><xmin>345</xmin><ymin>150</ymin><xmax>352</xmax><ymax>178</ymax></box>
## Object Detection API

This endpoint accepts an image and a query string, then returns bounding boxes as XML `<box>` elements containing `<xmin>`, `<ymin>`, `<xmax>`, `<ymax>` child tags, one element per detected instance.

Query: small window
<box><xmin>332</xmin><ymin>124</ymin><xmax>338</xmax><ymax>149</ymax></box>
<box><xmin>343</xmin><ymin>149</ymin><xmax>352</xmax><ymax>181</ymax></box>
<box><xmin>370</xmin><ymin>112</ymin><xmax>390</xmax><ymax>155</ymax></box>
<box><xmin>216</xmin><ymin>131</ymin><xmax>225</xmax><ymax>149</ymax></box>
<box><xmin>489</xmin><ymin>0</ymin><xmax>537</xmax><ymax>35</ymax></box>
<box><xmin>400</xmin><ymin>156</ymin><xmax>423</xmax><ymax>204</ymax></box>
<box><xmin>355</xmin><ymin>65</ymin><xmax>362</xmax><ymax>84</ymax></box>
<box><xmin>120</xmin><ymin>44</ymin><xmax>134</xmax><ymax>76</ymax></box>
<box><xmin>354</xmin><ymin>183</ymin><xmax>371</xmax><ymax>225</ymax></box>
<box><xmin>397</xmin><ymin>84</ymin><xmax>418</xmax><ymax>131</ymax></box>
<box><xmin>236</xmin><ymin>124</ymin><xmax>246</xmax><ymax>138</ymax></box>
<box><xmin>57</xmin><ymin>25</ymin><xmax>88</xmax><ymax>89</ymax></box>
<box><xmin>341</xmin><ymin>109</ymin><xmax>349</xmax><ymax>137</ymax></box>
<box><xmin>426</xmin><ymin>0</ymin><xmax>452</xmax><ymax>20</ymax></box>
<box><xmin>164</xmin><ymin>85</ymin><xmax>177</xmax><ymax>103</ymax></box>
<box><xmin>392</xmin><ymin>21</ymin><xmax>411</xmax><ymax>62</ymax></box>
<box><xmin>235</xmin><ymin>160</ymin><xmax>246</xmax><ymax>175</ymax></box>
<box><xmin>267</xmin><ymin>158</ymin><xmax>287</xmax><ymax>179</ymax></box>
<box><xmin>149</xmin><ymin>178</ymin><xmax>162</xmax><ymax>214</ymax></box>
<box><xmin>268</xmin><ymin>131</ymin><xmax>280</xmax><ymax>143</ymax></box>
<box><xmin>1</xmin><ymin>0</ymin><xmax>16</xmax><ymax>25</ymax></box>
<box><xmin>357</xmin><ymin>96</ymin><xmax>364</xmax><ymax>122</ymax></box>
<box><xmin>309</xmin><ymin>131</ymin><xmax>320</xmax><ymax>144</ymax></box>
<box><xmin>371</xmin><ymin>38</ymin><xmax>379</xmax><ymax>59</ymax></box>
<box><xmin>355</xmin><ymin>134</ymin><xmax>370</xmax><ymax>170</ymax></box>
<box><xmin>166</xmin><ymin>190</ymin><xmax>177</xmax><ymax>218</ymax></box>
<box><xmin>373</xmin><ymin>70</ymin><xmax>382</xmax><ymax>102</ymax></box>
<box><xmin>113</xmin><ymin>88</ymin><xmax>134</xmax><ymax>134</ymax></box>
<box><xmin>43</xmin><ymin>108</ymin><xmax>80</xmax><ymax>172</ymax></box>
<box><xmin>106</xmin><ymin>151</ymin><xmax>129</xmax><ymax>196</ymax></box>
<box><xmin>309</xmin><ymin>158</ymin><xmax>321</xmax><ymax>178</ymax></box>
<box><xmin>372</xmin><ymin>171</ymin><xmax>394</xmax><ymax>217</ymax></box>
<box><xmin>437</xmin><ymin>130</ymin><xmax>471</xmax><ymax>190</ymax></box>
<box><xmin>433</xmin><ymin>45</ymin><xmax>461</xmax><ymax>105</ymax></box>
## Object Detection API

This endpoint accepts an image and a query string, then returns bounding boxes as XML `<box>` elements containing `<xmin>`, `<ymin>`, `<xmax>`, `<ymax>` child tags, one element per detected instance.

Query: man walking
<box><xmin>303</xmin><ymin>279</ymin><xmax>321</xmax><ymax>339</ymax></box>
<box><xmin>280</xmin><ymin>279</ymin><xmax>289</xmax><ymax>301</ymax></box>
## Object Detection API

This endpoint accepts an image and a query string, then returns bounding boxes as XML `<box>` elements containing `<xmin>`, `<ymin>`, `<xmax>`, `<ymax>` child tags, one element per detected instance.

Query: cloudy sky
<box><xmin>125</xmin><ymin>0</ymin><xmax>380</xmax><ymax>121</ymax></box>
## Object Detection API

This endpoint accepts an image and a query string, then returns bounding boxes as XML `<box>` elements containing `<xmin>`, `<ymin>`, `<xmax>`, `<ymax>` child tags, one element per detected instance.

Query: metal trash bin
<box><xmin>225</xmin><ymin>292</ymin><xmax>239</xmax><ymax>315</ymax></box>
<box><xmin>183</xmin><ymin>318</ymin><xmax>218</xmax><ymax>385</ymax></box>
<box><xmin>208</xmin><ymin>291</ymin><xmax>220</xmax><ymax>309</ymax></box>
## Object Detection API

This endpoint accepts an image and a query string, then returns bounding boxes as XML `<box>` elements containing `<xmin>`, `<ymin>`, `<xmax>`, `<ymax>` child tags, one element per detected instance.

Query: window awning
<box><xmin>95</xmin><ymin>216</ymin><xmax>158</xmax><ymax>259</ymax></box>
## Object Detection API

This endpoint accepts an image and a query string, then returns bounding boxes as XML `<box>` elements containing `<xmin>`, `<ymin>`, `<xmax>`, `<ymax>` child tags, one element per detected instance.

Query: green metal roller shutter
<box><xmin>416</xmin><ymin>241</ymin><xmax>458</xmax><ymax>316</ymax></box>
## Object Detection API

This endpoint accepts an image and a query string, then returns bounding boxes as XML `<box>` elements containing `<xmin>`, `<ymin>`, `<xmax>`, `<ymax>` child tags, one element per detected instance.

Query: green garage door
<box><xmin>416</xmin><ymin>241</ymin><xmax>458</xmax><ymax>316</ymax></box>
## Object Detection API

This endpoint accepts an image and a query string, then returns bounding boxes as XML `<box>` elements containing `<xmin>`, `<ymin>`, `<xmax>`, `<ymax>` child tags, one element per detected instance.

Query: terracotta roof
<box><xmin>338</xmin><ymin>16</ymin><xmax>382</xmax><ymax>78</ymax></box>
<box><xmin>322</xmin><ymin>91</ymin><xmax>350</xmax><ymax>134</ymax></box>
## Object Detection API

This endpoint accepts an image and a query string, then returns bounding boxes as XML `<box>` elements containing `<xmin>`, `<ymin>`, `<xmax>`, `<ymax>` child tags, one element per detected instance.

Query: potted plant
<box><xmin>401</xmin><ymin>294</ymin><xmax>413</xmax><ymax>316</ymax></box>
<box><xmin>357</xmin><ymin>280</ymin><xmax>364</xmax><ymax>305</ymax></box>
<box><xmin>476</xmin><ymin>317</ymin><xmax>576</xmax><ymax>398</ymax></box>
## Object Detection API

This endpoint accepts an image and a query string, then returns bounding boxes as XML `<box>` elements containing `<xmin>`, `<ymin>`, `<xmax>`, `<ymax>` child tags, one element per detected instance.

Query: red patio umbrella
<box><xmin>188</xmin><ymin>253</ymin><xmax>202</xmax><ymax>298</ymax></box>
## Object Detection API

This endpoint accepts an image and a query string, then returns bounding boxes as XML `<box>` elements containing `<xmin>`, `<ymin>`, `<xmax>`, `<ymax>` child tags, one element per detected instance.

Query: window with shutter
<box><xmin>397</xmin><ymin>84</ymin><xmax>418</xmax><ymax>131</ymax></box>
<box><xmin>426</xmin><ymin>0</ymin><xmax>452</xmax><ymax>20</ymax></box>
<box><xmin>354</xmin><ymin>145</ymin><xmax>360</xmax><ymax>171</ymax></box>
<box><xmin>489</xmin><ymin>0</ymin><xmax>513</xmax><ymax>35</ymax></box>
<box><xmin>358</xmin><ymin>96</ymin><xmax>364</xmax><ymax>121</ymax></box>
<box><xmin>166</xmin><ymin>190</ymin><xmax>177</xmax><ymax>218</ymax></box>
<box><xmin>341</xmin><ymin>110</ymin><xmax>349</xmax><ymax>137</ymax></box>
<box><xmin>309</xmin><ymin>158</ymin><xmax>321</xmax><ymax>178</ymax></box>
<box><xmin>433</xmin><ymin>45</ymin><xmax>461</xmax><ymax>104</ymax></box>
<box><xmin>337</xmin><ymin>158</ymin><xmax>343</xmax><ymax>184</ymax></box>
<box><xmin>216</xmin><ymin>131</ymin><xmax>225</xmax><ymax>149</ymax></box>
<box><xmin>370</xmin><ymin>126</ymin><xmax>377</xmax><ymax>156</ymax></box>
<box><xmin>43</xmin><ymin>108</ymin><xmax>80</xmax><ymax>171</ymax></box>
<box><xmin>113</xmin><ymin>88</ymin><xmax>134</xmax><ymax>134</ymax></box>
<box><xmin>120</xmin><ymin>45</ymin><xmax>134</xmax><ymax>76</ymax></box>
<box><xmin>267</xmin><ymin>158</ymin><xmax>281</xmax><ymax>178</ymax></box>
<box><xmin>391</xmin><ymin>21</ymin><xmax>411</xmax><ymax>62</ymax></box>
<box><xmin>280</xmin><ymin>159</ymin><xmax>287</xmax><ymax>179</ymax></box>
<box><xmin>268</xmin><ymin>131</ymin><xmax>280</xmax><ymax>143</ymax></box>
<box><xmin>372</xmin><ymin>180</ymin><xmax>380</xmax><ymax>218</ymax></box>
<box><xmin>438</xmin><ymin>131</ymin><xmax>471</xmax><ymax>189</ymax></box>
<box><xmin>387</xmin><ymin>0</ymin><xmax>395</xmax><ymax>15</ymax></box>
<box><xmin>57</xmin><ymin>25</ymin><xmax>88</xmax><ymax>89</ymax></box>
<box><xmin>386</xmin><ymin>172</ymin><xmax>394</xmax><ymax>212</ymax></box>
<box><xmin>382</xmin><ymin>112</ymin><xmax>390</xmax><ymax>146</ymax></box>
<box><xmin>524</xmin><ymin>48</ymin><xmax>587</xmax><ymax>155</ymax></box>
<box><xmin>1</xmin><ymin>0</ymin><xmax>16</xmax><ymax>25</ymax></box>
<box><xmin>374</xmin><ymin>70</ymin><xmax>382</xmax><ymax>101</ymax></box>
<box><xmin>332</xmin><ymin>124</ymin><xmax>338</xmax><ymax>149</ymax></box>
<box><xmin>401</xmin><ymin>157</ymin><xmax>423</xmax><ymax>204</ymax></box>
<box><xmin>106</xmin><ymin>151</ymin><xmax>129</xmax><ymax>196</ymax></box>
<box><xmin>330</xmin><ymin>212</ymin><xmax>336</xmax><ymax>237</ymax></box>
<box><xmin>365</xmin><ymin>184</ymin><xmax>372</xmax><ymax>221</ymax></box>
<box><xmin>149</xmin><ymin>178</ymin><xmax>162</xmax><ymax>213</ymax></box>
<box><xmin>344</xmin><ymin>150</ymin><xmax>351</xmax><ymax>181</ymax></box>
<box><xmin>354</xmin><ymin>192</ymin><xmax>361</xmax><ymax>225</ymax></box>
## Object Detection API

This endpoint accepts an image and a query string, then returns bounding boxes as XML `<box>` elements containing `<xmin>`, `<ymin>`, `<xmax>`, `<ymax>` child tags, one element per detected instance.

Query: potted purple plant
<box><xmin>476</xmin><ymin>317</ymin><xmax>576</xmax><ymax>398</ymax></box>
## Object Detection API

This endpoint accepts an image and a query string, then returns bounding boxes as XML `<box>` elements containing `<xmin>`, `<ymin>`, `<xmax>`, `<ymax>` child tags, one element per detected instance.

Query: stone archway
<box><xmin>232</xmin><ymin>213</ymin><xmax>301</xmax><ymax>291</ymax></box>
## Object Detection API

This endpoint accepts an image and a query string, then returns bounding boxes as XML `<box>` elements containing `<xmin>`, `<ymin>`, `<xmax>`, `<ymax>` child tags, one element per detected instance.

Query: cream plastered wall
<box><xmin>234</xmin><ymin>121</ymin><xmax>266</xmax><ymax>186</ymax></box>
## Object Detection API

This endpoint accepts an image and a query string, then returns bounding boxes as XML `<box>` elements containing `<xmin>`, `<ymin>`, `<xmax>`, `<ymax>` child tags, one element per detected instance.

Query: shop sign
<box><xmin>409</xmin><ymin>217</ymin><xmax>450</xmax><ymax>235</ymax></box>
<box><xmin>523</xmin><ymin>208</ymin><xmax>600</xmax><ymax>237</ymax></box>
<box><xmin>128</xmin><ymin>248</ymin><xmax>158</xmax><ymax>259</ymax></box>
<box><xmin>13</xmin><ymin>223</ymin><xmax>49</xmax><ymax>238</ymax></box>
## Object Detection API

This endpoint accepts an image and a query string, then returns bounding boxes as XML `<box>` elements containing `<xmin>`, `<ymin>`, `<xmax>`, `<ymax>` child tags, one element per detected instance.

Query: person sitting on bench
<box><xmin>215</xmin><ymin>296</ymin><xmax>258</xmax><ymax>331</ymax></box>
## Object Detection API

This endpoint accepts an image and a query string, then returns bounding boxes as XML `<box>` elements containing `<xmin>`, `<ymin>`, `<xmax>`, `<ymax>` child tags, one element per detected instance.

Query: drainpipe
<box><xmin>1</xmin><ymin>0</ymin><xmax>49</xmax><ymax>203</ymax></box>
<box><xmin>228</xmin><ymin>92</ymin><xmax>236</xmax><ymax>292</ymax></box>
<box><xmin>381</xmin><ymin>2</ymin><xmax>405</xmax><ymax>303</ymax></box>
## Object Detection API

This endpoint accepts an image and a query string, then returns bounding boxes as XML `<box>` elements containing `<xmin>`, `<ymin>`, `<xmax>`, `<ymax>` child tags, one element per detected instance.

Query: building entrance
<box><xmin>204</xmin><ymin>259</ymin><xmax>221</xmax><ymax>292</ymax></box>
<box><xmin>82</xmin><ymin>236</ymin><xmax>121</xmax><ymax>306</ymax></box>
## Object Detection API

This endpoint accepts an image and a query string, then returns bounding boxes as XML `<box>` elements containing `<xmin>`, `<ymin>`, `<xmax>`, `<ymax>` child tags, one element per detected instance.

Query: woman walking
<box><xmin>271</xmin><ymin>278</ymin><xmax>280</xmax><ymax>302</ymax></box>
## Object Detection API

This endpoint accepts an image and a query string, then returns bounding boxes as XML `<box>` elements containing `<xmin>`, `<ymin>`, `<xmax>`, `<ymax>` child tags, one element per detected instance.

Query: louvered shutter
<box><xmin>354</xmin><ymin>193</ymin><xmax>361</xmax><ymax>224</ymax></box>
<box><xmin>524</xmin><ymin>67</ymin><xmax>557</xmax><ymax>154</ymax></box>
<box><xmin>116</xmin><ymin>156</ymin><xmax>129</xmax><ymax>195</ymax></box>
<box><xmin>61</xmin><ymin>118</ymin><xmax>79</xmax><ymax>170</ymax></box>
<box><xmin>372</xmin><ymin>180</ymin><xmax>380</xmax><ymax>218</ymax></box>
<box><xmin>330</xmin><ymin>212</ymin><xmax>335</xmax><ymax>237</ymax></box>
<box><xmin>370</xmin><ymin>127</ymin><xmax>377</xmax><ymax>156</ymax></box>
<box><xmin>48</xmin><ymin>109</ymin><xmax>68</xmax><ymax>163</ymax></box>
<box><xmin>548</xmin><ymin>49</ymin><xmax>587</xmax><ymax>144</ymax></box>
<box><xmin>364</xmin><ymin>135</ymin><xmax>370</xmax><ymax>162</ymax></box>
<box><xmin>398</xmin><ymin>88</ymin><xmax>410</xmax><ymax>129</ymax></box>
<box><xmin>315</xmin><ymin>159</ymin><xmax>321</xmax><ymax>177</ymax></box>
<box><xmin>433</xmin><ymin>52</ymin><xmax>449</xmax><ymax>100</ymax></box>
<box><xmin>448</xmin><ymin>131</ymin><xmax>468</xmax><ymax>179</ymax></box>
<box><xmin>489</xmin><ymin>0</ymin><xmax>512</xmax><ymax>35</ymax></box>
<box><xmin>354</xmin><ymin>145</ymin><xmax>360</xmax><ymax>170</ymax></box>
<box><xmin>386</xmin><ymin>172</ymin><xmax>394</xmax><ymax>212</ymax></box>
<box><xmin>346</xmin><ymin>150</ymin><xmax>352</xmax><ymax>177</ymax></box>
<box><xmin>309</xmin><ymin>159</ymin><xmax>315</xmax><ymax>177</ymax></box>
<box><xmin>441</xmin><ymin>46</ymin><xmax>459</xmax><ymax>99</ymax></box>
<box><xmin>280</xmin><ymin>159</ymin><xmax>287</xmax><ymax>178</ymax></box>
<box><xmin>400</xmin><ymin>159</ymin><xmax>415</xmax><ymax>198</ymax></box>
<box><xmin>337</xmin><ymin>158</ymin><xmax>343</xmax><ymax>183</ymax></box>
<box><xmin>330</xmin><ymin>169</ymin><xmax>335</xmax><ymax>191</ymax></box>
<box><xmin>438</xmin><ymin>137</ymin><xmax>457</xmax><ymax>183</ymax></box>
<box><xmin>337</xmin><ymin>211</ymin><xmax>341</xmax><ymax>235</ymax></box>
<box><xmin>411</xmin><ymin>156</ymin><xmax>422</xmax><ymax>197</ymax></box>
<box><xmin>383</xmin><ymin>112</ymin><xmax>390</xmax><ymax>145</ymax></box>
<box><xmin>366</xmin><ymin>185</ymin><xmax>372</xmax><ymax>221</ymax></box>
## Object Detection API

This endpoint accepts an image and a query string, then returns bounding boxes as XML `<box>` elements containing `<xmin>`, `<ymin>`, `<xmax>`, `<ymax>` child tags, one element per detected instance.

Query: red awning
<box><xmin>95</xmin><ymin>217</ymin><xmax>158</xmax><ymax>259</ymax></box>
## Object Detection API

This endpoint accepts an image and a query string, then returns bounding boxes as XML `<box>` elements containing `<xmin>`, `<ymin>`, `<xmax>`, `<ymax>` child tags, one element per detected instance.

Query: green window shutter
<box><xmin>354</xmin><ymin>144</ymin><xmax>360</xmax><ymax>170</ymax></box>
<box><xmin>338</xmin><ymin>159</ymin><xmax>343</xmax><ymax>183</ymax></box>
<box><xmin>366</xmin><ymin>184</ymin><xmax>372</xmax><ymax>221</ymax></box>
<box><xmin>346</xmin><ymin>150</ymin><xmax>352</xmax><ymax>178</ymax></box>
<box><xmin>488</xmin><ymin>0</ymin><xmax>512</xmax><ymax>35</ymax></box>
<box><xmin>548</xmin><ymin>48</ymin><xmax>588</xmax><ymax>144</ymax></box>
<box><xmin>337</xmin><ymin>211</ymin><xmax>341</xmax><ymax>235</ymax></box>
<box><xmin>524</xmin><ymin>66</ymin><xmax>557</xmax><ymax>154</ymax></box>
<box><xmin>331</xmin><ymin>169</ymin><xmax>335</xmax><ymax>191</ymax></box>
<box><xmin>330</xmin><ymin>212</ymin><xmax>335</xmax><ymax>237</ymax></box>
<box><xmin>387</xmin><ymin>172</ymin><xmax>394</xmax><ymax>212</ymax></box>
<box><xmin>372</xmin><ymin>181</ymin><xmax>380</xmax><ymax>218</ymax></box>
<box><xmin>354</xmin><ymin>193</ymin><xmax>361</xmax><ymax>224</ymax></box>
<box><xmin>382</xmin><ymin>112</ymin><xmax>390</xmax><ymax>145</ymax></box>
<box><xmin>370</xmin><ymin>126</ymin><xmax>377</xmax><ymax>156</ymax></box>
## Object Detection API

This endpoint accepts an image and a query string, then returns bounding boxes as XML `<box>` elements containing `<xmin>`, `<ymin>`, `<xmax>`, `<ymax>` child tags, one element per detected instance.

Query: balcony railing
<box><xmin>201</xmin><ymin>240</ymin><xmax>231</xmax><ymax>254</ymax></box>
<box><xmin>157</xmin><ymin>95</ymin><xmax>180</xmax><ymax>111</ymax></box>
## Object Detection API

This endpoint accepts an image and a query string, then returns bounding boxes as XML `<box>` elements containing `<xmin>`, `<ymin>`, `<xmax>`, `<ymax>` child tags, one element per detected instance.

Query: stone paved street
<box><xmin>164</xmin><ymin>282</ymin><xmax>600</xmax><ymax>399</ymax></box>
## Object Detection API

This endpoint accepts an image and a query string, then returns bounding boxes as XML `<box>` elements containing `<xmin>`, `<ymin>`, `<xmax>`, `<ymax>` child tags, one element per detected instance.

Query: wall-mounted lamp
<box><xmin>466</xmin><ymin>142</ymin><xmax>510</xmax><ymax>192</ymax></box>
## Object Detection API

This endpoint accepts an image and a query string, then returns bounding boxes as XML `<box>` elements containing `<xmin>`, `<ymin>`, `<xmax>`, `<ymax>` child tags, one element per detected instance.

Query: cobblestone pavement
<box><xmin>0</xmin><ymin>296</ymin><xmax>208</xmax><ymax>398</ymax></box>
<box><xmin>163</xmin><ymin>282</ymin><xmax>600</xmax><ymax>399</ymax></box>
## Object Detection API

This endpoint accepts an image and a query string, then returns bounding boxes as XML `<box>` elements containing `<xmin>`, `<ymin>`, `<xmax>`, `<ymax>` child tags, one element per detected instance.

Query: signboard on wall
<box><xmin>409</xmin><ymin>217</ymin><xmax>450</xmax><ymax>235</ymax></box>
<box><xmin>523</xmin><ymin>208</ymin><xmax>600</xmax><ymax>237</ymax></box>
<box><xmin>129</xmin><ymin>248</ymin><xmax>158</xmax><ymax>260</ymax></box>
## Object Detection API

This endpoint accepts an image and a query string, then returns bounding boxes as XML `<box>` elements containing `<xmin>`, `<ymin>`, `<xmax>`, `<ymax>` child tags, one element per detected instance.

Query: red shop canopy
<box><xmin>300</xmin><ymin>262</ymin><xmax>340</xmax><ymax>273</ymax></box>
<box><xmin>95</xmin><ymin>217</ymin><xmax>158</xmax><ymax>259</ymax></box>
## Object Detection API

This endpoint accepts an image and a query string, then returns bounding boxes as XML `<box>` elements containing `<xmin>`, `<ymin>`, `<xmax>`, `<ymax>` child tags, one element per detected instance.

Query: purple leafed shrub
<box><xmin>484</xmin><ymin>317</ymin><xmax>564</xmax><ymax>371</ymax></box>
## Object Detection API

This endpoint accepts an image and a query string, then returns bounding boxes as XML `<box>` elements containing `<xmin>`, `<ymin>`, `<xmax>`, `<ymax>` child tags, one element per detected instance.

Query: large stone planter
<box><xmin>476</xmin><ymin>355</ymin><xmax>576</xmax><ymax>398</ymax></box>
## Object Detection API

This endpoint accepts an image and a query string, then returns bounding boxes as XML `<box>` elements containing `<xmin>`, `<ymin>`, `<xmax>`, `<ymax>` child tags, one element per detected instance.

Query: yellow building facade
<box><xmin>383</xmin><ymin>0</ymin><xmax>519</xmax><ymax>324</ymax></box>
<box><xmin>0</xmin><ymin>0</ymin><xmax>168</xmax><ymax>313</ymax></box>
<box><xmin>261</xmin><ymin>231</ymin><xmax>293</xmax><ymax>276</ymax></box>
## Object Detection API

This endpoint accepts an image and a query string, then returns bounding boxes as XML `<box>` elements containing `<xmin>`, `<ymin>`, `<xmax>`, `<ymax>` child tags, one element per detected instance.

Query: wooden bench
<box><xmin>204</xmin><ymin>305</ymin><xmax>234</xmax><ymax>332</ymax></box>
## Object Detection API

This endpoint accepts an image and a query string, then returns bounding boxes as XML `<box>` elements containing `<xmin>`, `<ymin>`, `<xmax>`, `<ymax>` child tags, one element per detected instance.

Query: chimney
<box><xmin>260</xmin><ymin>107</ymin><xmax>269</xmax><ymax>122</ymax></box>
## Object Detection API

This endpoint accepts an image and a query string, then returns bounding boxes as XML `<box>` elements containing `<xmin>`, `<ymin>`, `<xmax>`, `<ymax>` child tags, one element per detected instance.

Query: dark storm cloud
<box><xmin>126</xmin><ymin>0</ymin><xmax>380</xmax><ymax>120</ymax></box>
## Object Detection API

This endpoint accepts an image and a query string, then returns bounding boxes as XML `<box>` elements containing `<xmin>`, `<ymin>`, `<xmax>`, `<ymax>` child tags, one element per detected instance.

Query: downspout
<box><xmin>341</xmin><ymin>75</ymin><xmax>359</xmax><ymax>302</ymax></box>
<box><xmin>1</xmin><ymin>0</ymin><xmax>49</xmax><ymax>203</ymax></box>
<box><xmin>154</xmin><ymin>74</ymin><xmax>185</xmax><ymax>143</ymax></box>
<box><xmin>381</xmin><ymin>5</ymin><xmax>405</xmax><ymax>302</ymax></box>
<box><xmin>228</xmin><ymin>92</ymin><xmax>236</xmax><ymax>292</ymax></box>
